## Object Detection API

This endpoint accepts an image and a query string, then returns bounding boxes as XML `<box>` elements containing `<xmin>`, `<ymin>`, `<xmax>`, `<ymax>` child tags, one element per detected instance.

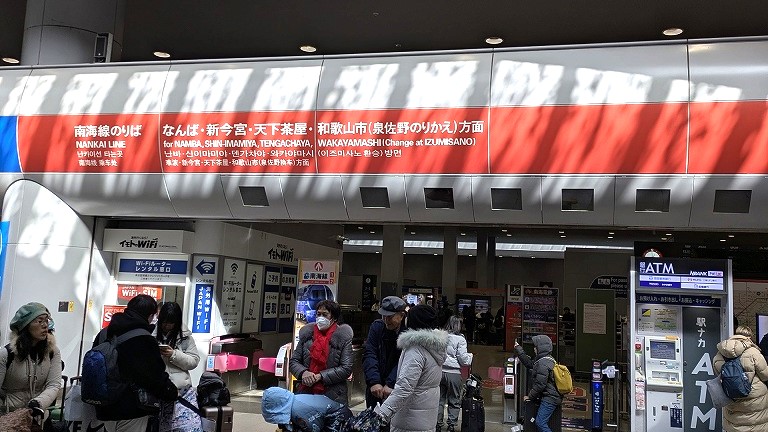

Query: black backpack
<box><xmin>197</xmin><ymin>371</ymin><xmax>231</xmax><ymax>407</ymax></box>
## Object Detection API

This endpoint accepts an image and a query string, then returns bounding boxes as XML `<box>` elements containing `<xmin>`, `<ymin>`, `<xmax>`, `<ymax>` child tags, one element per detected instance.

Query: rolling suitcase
<box><xmin>460</xmin><ymin>373</ymin><xmax>485</xmax><ymax>432</ymax></box>
<box><xmin>202</xmin><ymin>406</ymin><xmax>234</xmax><ymax>432</ymax></box>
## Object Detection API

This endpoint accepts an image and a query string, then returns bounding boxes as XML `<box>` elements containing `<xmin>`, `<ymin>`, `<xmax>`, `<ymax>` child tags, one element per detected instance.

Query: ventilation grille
<box><xmin>491</xmin><ymin>188</ymin><xmax>523</xmax><ymax>210</ymax></box>
<box><xmin>714</xmin><ymin>190</ymin><xmax>751</xmax><ymax>214</ymax></box>
<box><xmin>562</xmin><ymin>189</ymin><xmax>594</xmax><ymax>211</ymax></box>
<box><xmin>239</xmin><ymin>186</ymin><xmax>270</xmax><ymax>207</ymax></box>
<box><xmin>424</xmin><ymin>188</ymin><xmax>454</xmax><ymax>209</ymax></box>
<box><xmin>360</xmin><ymin>187</ymin><xmax>390</xmax><ymax>208</ymax></box>
<box><xmin>635</xmin><ymin>189</ymin><xmax>670</xmax><ymax>212</ymax></box>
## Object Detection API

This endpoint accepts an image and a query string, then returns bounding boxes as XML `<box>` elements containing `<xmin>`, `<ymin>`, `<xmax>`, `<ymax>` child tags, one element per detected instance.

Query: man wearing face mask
<box><xmin>363</xmin><ymin>295</ymin><xmax>408</xmax><ymax>408</ymax></box>
<box><xmin>290</xmin><ymin>300</ymin><xmax>354</xmax><ymax>404</ymax></box>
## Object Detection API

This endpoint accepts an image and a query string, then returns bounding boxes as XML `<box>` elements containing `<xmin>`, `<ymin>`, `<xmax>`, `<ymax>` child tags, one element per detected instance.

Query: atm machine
<box><xmin>642</xmin><ymin>336</ymin><xmax>684</xmax><ymax>431</ymax></box>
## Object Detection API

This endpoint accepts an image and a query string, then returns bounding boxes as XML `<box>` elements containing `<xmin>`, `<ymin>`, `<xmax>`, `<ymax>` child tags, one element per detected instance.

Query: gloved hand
<box><xmin>27</xmin><ymin>399</ymin><xmax>40</xmax><ymax>410</ymax></box>
<box><xmin>28</xmin><ymin>400</ymin><xmax>44</xmax><ymax>418</ymax></box>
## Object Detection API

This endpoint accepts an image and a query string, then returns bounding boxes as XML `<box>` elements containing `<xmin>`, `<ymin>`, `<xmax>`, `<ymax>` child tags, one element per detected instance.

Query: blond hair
<box><xmin>735</xmin><ymin>325</ymin><xmax>754</xmax><ymax>340</ymax></box>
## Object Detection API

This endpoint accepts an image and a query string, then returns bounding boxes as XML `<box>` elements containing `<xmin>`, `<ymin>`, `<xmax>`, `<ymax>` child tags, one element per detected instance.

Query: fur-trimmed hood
<box><xmin>397</xmin><ymin>328</ymin><xmax>448</xmax><ymax>364</ymax></box>
<box><xmin>8</xmin><ymin>331</ymin><xmax>58</xmax><ymax>358</ymax></box>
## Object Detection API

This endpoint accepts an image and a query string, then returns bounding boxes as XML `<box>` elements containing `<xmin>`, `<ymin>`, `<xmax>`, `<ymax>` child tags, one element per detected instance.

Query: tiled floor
<box><xmin>230</xmin><ymin>343</ymin><xmax>627</xmax><ymax>432</ymax></box>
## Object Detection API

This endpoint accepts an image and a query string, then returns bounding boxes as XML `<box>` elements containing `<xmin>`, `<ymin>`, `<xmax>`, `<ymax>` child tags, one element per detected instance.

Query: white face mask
<box><xmin>316</xmin><ymin>316</ymin><xmax>332</xmax><ymax>330</ymax></box>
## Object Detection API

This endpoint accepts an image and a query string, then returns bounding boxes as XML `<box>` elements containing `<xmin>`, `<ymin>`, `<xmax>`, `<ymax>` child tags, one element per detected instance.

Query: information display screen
<box><xmin>649</xmin><ymin>340</ymin><xmax>677</xmax><ymax>360</ymax></box>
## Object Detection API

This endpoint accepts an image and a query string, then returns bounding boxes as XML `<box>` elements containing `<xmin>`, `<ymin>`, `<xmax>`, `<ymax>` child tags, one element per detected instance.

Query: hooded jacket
<box><xmin>0</xmin><ymin>333</ymin><xmax>61</xmax><ymax>411</ymax></box>
<box><xmin>289</xmin><ymin>322</ymin><xmax>354</xmax><ymax>404</ymax></box>
<box><xmin>442</xmin><ymin>333</ymin><xmax>472</xmax><ymax>373</ymax></box>
<box><xmin>375</xmin><ymin>328</ymin><xmax>448</xmax><ymax>432</ymax></box>
<box><xmin>262</xmin><ymin>386</ymin><xmax>352</xmax><ymax>432</ymax></box>
<box><xmin>713</xmin><ymin>334</ymin><xmax>768</xmax><ymax>432</ymax></box>
<box><xmin>92</xmin><ymin>309</ymin><xmax>178</xmax><ymax>421</ymax></box>
<box><xmin>156</xmin><ymin>328</ymin><xmax>200</xmax><ymax>390</ymax></box>
<box><xmin>514</xmin><ymin>335</ymin><xmax>562</xmax><ymax>406</ymax></box>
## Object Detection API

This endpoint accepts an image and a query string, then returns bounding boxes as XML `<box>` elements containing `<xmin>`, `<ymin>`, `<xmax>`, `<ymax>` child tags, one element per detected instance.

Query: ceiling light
<box><xmin>498</xmin><ymin>255</ymin><xmax>503</xmax><ymax>258</ymax></box>
<box><xmin>369</xmin><ymin>231</ymin><xmax>375</xmax><ymax>234</ymax></box>
<box><xmin>559</xmin><ymin>231</ymin><xmax>565</xmax><ymax>234</ymax></box>
<box><xmin>560</xmin><ymin>235</ymin><xmax>566</xmax><ymax>238</ymax></box>
<box><xmin>300</xmin><ymin>45</ymin><xmax>317</xmax><ymax>53</ymax></box>
<box><xmin>469</xmin><ymin>254</ymin><xmax>473</xmax><ymax>257</ymax></box>
<box><xmin>728</xmin><ymin>234</ymin><xmax>735</xmax><ymax>238</ymax></box>
<box><xmin>460</xmin><ymin>232</ymin><xmax>466</xmax><ymax>236</ymax></box>
<box><xmin>506</xmin><ymin>233</ymin><xmax>512</xmax><ymax>237</ymax></box>
<box><xmin>357</xmin><ymin>226</ymin><xmax>363</xmax><ymax>230</ymax></box>
<box><xmin>608</xmin><ymin>236</ymin><xmax>614</xmax><ymax>239</ymax></box>
<box><xmin>501</xmin><ymin>229</ymin><xmax>508</xmax><ymax>232</ymax></box>
<box><xmin>663</xmin><ymin>28</ymin><xmax>683</xmax><ymax>36</ymax></box>
<box><xmin>403</xmin><ymin>252</ymin><xmax>407</xmax><ymax>254</ymax></box>
<box><xmin>608</xmin><ymin>232</ymin><xmax>614</xmax><ymax>235</ymax></box>
<box><xmin>720</xmin><ymin>239</ymin><xmax>726</xmax><ymax>242</ymax></box>
<box><xmin>2</xmin><ymin>57</ymin><xmax>19</xmax><ymax>64</ymax></box>
<box><xmin>375</xmin><ymin>251</ymin><xmax>380</xmax><ymax>254</ymax></box>
<box><xmin>531</xmin><ymin>256</ymin><xmax>536</xmax><ymax>259</ymax></box>
<box><xmin>153</xmin><ymin>51</ymin><xmax>171</xmax><ymax>58</ymax></box>
<box><xmin>410</xmin><ymin>231</ymin><xmax>416</xmax><ymax>235</ymax></box>
<box><xmin>665</xmin><ymin>233</ymin><xmax>672</xmax><ymax>236</ymax></box>
<box><xmin>485</xmin><ymin>36</ymin><xmax>503</xmax><ymax>45</ymax></box>
<box><xmin>661</xmin><ymin>237</ymin><xmax>667</xmax><ymax>241</ymax></box>
<box><xmin>433</xmin><ymin>253</ymin><xmax>438</xmax><ymax>256</ymax></box>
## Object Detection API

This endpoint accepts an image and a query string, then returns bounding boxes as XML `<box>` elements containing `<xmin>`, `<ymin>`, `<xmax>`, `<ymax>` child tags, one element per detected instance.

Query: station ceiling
<box><xmin>2</xmin><ymin>1</ymin><xmax>768</xmax><ymax>62</ymax></box>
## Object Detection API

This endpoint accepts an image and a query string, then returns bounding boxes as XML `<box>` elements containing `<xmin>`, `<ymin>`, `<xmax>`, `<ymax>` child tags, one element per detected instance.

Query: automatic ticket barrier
<box><xmin>503</xmin><ymin>357</ymin><xmax>520</xmax><ymax>428</ymax></box>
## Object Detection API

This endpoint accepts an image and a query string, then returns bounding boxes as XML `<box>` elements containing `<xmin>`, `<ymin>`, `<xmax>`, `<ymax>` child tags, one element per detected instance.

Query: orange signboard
<box><xmin>117</xmin><ymin>284</ymin><xmax>164</xmax><ymax>301</ymax></box>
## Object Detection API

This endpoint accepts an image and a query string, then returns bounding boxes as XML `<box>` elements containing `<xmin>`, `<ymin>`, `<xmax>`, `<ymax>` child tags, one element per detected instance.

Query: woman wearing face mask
<box><xmin>289</xmin><ymin>300</ymin><xmax>354</xmax><ymax>404</ymax></box>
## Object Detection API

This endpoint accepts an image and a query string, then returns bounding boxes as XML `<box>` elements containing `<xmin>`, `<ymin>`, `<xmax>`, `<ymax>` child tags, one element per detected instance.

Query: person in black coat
<box><xmin>514</xmin><ymin>335</ymin><xmax>562</xmax><ymax>432</ymax></box>
<box><xmin>93</xmin><ymin>295</ymin><xmax>178</xmax><ymax>431</ymax></box>
<box><xmin>363</xmin><ymin>296</ymin><xmax>407</xmax><ymax>408</ymax></box>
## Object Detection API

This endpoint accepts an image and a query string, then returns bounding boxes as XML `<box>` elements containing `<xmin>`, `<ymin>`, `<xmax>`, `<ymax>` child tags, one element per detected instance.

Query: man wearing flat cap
<box><xmin>363</xmin><ymin>296</ymin><xmax>408</xmax><ymax>408</ymax></box>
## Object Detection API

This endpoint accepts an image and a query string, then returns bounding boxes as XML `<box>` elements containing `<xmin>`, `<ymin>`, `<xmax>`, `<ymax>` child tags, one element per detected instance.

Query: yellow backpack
<box><xmin>546</xmin><ymin>356</ymin><xmax>573</xmax><ymax>395</ymax></box>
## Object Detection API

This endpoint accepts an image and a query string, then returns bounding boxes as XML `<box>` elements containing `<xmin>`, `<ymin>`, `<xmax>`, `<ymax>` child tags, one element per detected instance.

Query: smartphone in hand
<box><xmin>158</xmin><ymin>343</ymin><xmax>171</xmax><ymax>348</ymax></box>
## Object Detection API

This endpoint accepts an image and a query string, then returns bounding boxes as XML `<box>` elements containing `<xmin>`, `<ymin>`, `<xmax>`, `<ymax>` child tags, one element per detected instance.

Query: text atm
<box><xmin>643</xmin><ymin>337</ymin><xmax>683</xmax><ymax>431</ymax></box>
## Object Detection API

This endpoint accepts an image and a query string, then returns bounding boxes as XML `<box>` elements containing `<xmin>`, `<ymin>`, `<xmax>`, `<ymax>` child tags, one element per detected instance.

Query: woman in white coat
<box><xmin>155</xmin><ymin>302</ymin><xmax>201</xmax><ymax>432</ymax></box>
<box><xmin>375</xmin><ymin>304</ymin><xmax>448</xmax><ymax>432</ymax></box>
<box><xmin>437</xmin><ymin>315</ymin><xmax>473</xmax><ymax>432</ymax></box>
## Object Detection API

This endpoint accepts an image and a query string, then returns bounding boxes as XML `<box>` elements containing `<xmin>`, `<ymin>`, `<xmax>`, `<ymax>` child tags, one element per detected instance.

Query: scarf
<box><xmin>305</xmin><ymin>322</ymin><xmax>337</xmax><ymax>394</ymax></box>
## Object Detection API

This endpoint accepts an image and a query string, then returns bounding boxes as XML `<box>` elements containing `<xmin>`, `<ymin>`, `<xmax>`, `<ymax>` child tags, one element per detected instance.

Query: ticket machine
<box><xmin>643</xmin><ymin>336</ymin><xmax>683</xmax><ymax>431</ymax></box>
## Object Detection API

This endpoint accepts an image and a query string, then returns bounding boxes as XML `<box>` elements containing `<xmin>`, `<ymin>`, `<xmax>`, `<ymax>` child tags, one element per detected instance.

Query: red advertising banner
<box><xmin>316</xmin><ymin>107</ymin><xmax>489</xmax><ymax>173</ymax></box>
<box><xmin>117</xmin><ymin>284</ymin><xmax>164</xmax><ymax>302</ymax></box>
<box><xmin>159</xmin><ymin>111</ymin><xmax>316</xmax><ymax>173</ymax></box>
<box><xmin>17</xmin><ymin>114</ymin><xmax>161</xmax><ymax>173</ymax></box>
<box><xmin>689</xmin><ymin>101</ymin><xmax>768</xmax><ymax>174</ymax></box>
<box><xmin>489</xmin><ymin>103</ymin><xmax>688</xmax><ymax>174</ymax></box>
<box><xmin>102</xmin><ymin>305</ymin><xmax>127</xmax><ymax>328</ymax></box>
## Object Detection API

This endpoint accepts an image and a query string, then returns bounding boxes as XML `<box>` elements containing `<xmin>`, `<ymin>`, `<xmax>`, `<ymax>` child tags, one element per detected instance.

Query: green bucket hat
<box><xmin>10</xmin><ymin>302</ymin><xmax>49</xmax><ymax>332</ymax></box>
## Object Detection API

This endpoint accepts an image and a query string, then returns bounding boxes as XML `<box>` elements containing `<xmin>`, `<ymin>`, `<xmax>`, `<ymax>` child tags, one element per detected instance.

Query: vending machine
<box><xmin>630</xmin><ymin>257</ymin><xmax>732</xmax><ymax>432</ymax></box>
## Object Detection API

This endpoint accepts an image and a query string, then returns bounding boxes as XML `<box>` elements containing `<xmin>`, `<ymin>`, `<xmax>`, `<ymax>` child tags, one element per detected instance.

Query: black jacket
<box><xmin>363</xmin><ymin>319</ymin><xmax>405</xmax><ymax>389</ymax></box>
<box><xmin>93</xmin><ymin>310</ymin><xmax>178</xmax><ymax>421</ymax></box>
<box><xmin>515</xmin><ymin>335</ymin><xmax>562</xmax><ymax>406</ymax></box>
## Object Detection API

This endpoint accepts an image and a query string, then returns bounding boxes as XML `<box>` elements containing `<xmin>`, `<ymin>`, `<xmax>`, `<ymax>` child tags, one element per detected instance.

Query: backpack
<box><xmin>81</xmin><ymin>328</ymin><xmax>150</xmax><ymax>406</ymax></box>
<box><xmin>720</xmin><ymin>354</ymin><xmax>752</xmax><ymax>399</ymax></box>
<box><xmin>545</xmin><ymin>356</ymin><xmax>573</xmax><ymax>395</ymax></box>
<box><xmin>197</xmin><ymin>371</ymin><xmax>231</xmax><ymax>407</ymax></box>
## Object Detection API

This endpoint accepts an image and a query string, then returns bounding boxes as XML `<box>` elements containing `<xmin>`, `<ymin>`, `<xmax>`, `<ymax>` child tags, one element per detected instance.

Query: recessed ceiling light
<box><xmin>403</xmin><ymin>252</ymin><xmax>407</xmax><ymax>254</ymax></box>
<box><xmin>375</xmin><ymin>251</ymin><xmax>380</xmax><ymax>254</ymax></box>
<box><xmin>2</xmin><ymin>57</ymin><xmax>19</xmax><ymax>64</ymax></box>
<box><xmin>506</xmin><ymin>233</ymin><xmax>512</xmax><ymax>237</ymax></box>
<box><xmin>369</xmin><ymin>231</ymin><xmax>375</xmax><ymax>234</ymax></box>
<box><xmin>357</xmin><ymin>226</ymin><xmax>363</xmax><ymax>230</ymax></box>
<box><xmin>608</xmin><ymin>232</ymin><xmax>615</xmax><ymax>235</ymax></box>
<box><xmin>665</xmin><ymin>233</ymin><xmax>672</xmax><ymax>236</ymax></box>
<box><xmin>433</xmin><ymin>253</ymin><xmax>438</xmax><ymax>256</ymax></box>
<box><xmin>720</xmin><ymin>239</ymin><xmax>727</xmax><ymax>242</ymax></box>
<box><xmin>560</xmin><ymin>235</ymin><xmax>566</xmax><ymax>238</ymax></box>
<box><xmin>300</xmin><ymin>45</ymin><xmax>317</xmax><ymax>53</ymax></box>
<box><xmin>558</xmin><ymin>231</ymin><xmax>565</xmax><ymax>234</ymax></box>
<box><xmin>728</xmin><ymin>234</ymin><xmax>735</xmax><ymax>238</ymax></box>
<box><xmin>469</xmin><ymin>254</ymin><xmax>473</xmax><ymax>257</ymax></box>
<box><xmin>531</xmin><ymin>256</ymin><xmax>536</xmax><ymax>259</ymax></box>
<box><xmin>410</xmin><ymin>231</ymin><xmax>416</xmax><ymax>235</ymax></box>
<box><xmin>498</xmin><ymin>255</ymin><xmax>503</xmax><ymax>258</ymax></box>
<box><xmin>663</xmin><ymin>28</ymin><xmax>683</xmax><ymax>36</ymax></box>
<box><xmin>608</xmin><ymin>236</ymin><xmax>614</xmax><ymax>239</ymax></box>
<box><xmin>485</xmin><ymin>36</ymin><xmax>503</xmax><ymax>45</ymax></box>
<box><xmin>501</xmin><ymin>229</ymin><xmax>508</xmax><ymax>232</ymax></box>
<box><xmin>460</xmin><ymin>232</ymin><xmax>466</xmax><ymax>236</ymax></box>
<box><xmin>153</xmin><ymin>51</ymin><xmax>171</xmax><ymax>58</ymax></box>
<box><xmin>661</xmin><ymin>237</ymin><xmax>667</xmax><ymax>241</ymax></box>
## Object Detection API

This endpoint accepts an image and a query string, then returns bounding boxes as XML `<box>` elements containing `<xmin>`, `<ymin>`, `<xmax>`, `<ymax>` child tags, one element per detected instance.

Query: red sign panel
<box><xmin>17</xmin><ymin>114</ymin><xmax>160</xmax><ymax>173</ymax></box>
<box><xmin>102</xmin><ymin>305</ymin><xmax>127</xmax><ymax>328</ymax></box>
<box><xmin>117</xmin><ymin>284</ymin><xmax>164</xmax><ymax>302</ymax></box>
<box><xmin>159</xmin><ymin>111</ymin><xmax>316</xmax><ymax>173</ymax></box>
<box><xmin>316</xmin><ymin>107</ymin><xmax>489</xmax><ymax>173</ymax></box>
<box><xmin>489</xmin><ymin>103</ymin><xmax>688</xmax><ymax>174</ymax></box>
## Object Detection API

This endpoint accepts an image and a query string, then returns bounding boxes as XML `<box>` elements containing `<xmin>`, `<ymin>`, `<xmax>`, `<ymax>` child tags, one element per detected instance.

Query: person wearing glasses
<box><xmin>0</xmin><ymin>302</ymin><xmax>62</xmax><ymax>416</ymax></box>
<box><xmin>290</xmin><ymin>300</ymin><xmax>354</xmax><ymax>404</ymax></box>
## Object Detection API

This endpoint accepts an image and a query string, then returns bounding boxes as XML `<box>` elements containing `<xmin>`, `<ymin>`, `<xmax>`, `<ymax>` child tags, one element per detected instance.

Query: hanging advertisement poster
<box><xmin>295</xmin><ymin>260</ymin><xmax>339</xmax><ymax>324</ymax></box>
<box><xmin>220</xmin><ymin>258</ymin><xmax>246</xmax><ymax>333</ymax></box>
<box><xmin>241</xmin><ymin>263</ymin><xmax>264</xmax><ymax>333</ymax></box>
<box><xmin>279</xmin><ymin>267</ymin><xmax>298</xmax><ymax>333</ymax></box>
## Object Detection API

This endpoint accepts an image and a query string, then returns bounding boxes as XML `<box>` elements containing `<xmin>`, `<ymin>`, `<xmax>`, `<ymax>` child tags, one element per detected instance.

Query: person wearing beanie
<box><xmin>514</xmin><ymin>334</ymin><xmax>563</xmax><ymax>432</ymax></box>
<box><xmin>374</xmin><ymin>304</ymin><xmax>449</xmax><ymax>432</ymax></box>
<box><xmin>262</xmin><ymin>386</ymin><xmax>352</xmax><ymax>432</ymax></box>
<box><xmin>0</xmin><ymin>302</ymin><xmax>62</xmax><ymax>418</ymax></box>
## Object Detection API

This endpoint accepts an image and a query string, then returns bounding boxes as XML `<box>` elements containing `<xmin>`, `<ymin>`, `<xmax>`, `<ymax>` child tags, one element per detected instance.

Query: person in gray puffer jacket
<box><xmin>375</xmin><ymin>304</ymin><xmax>448</xmax><ymax>432</ymax></box>
<box><xmin>290</xmin><ymin>300</ymin><xmax>354</xmax><ymax>404</ymax></box>
<box><xmin>514</xmin><ymin>334</ymin><xmax>562</xmax><ymax>432</ymax></box>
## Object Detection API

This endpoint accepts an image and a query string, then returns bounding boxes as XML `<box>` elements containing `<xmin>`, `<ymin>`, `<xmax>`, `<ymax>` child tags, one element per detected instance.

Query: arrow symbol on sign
<box><xmin>314</xmin><ymin>262</ymin><xmax>323</xmax><ymax>271</ymax></box>
<box><xmin>196</xmin><ymin>260</ymin><xmax>216</xmax><ymax>275</ymax></box>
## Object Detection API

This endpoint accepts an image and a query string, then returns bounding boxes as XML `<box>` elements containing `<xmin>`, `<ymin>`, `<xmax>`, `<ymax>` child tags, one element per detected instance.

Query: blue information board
<box><xmin>192</xmin><ymin>283</ymin><xmax>213</xmax><ymax>333</ymax></box>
